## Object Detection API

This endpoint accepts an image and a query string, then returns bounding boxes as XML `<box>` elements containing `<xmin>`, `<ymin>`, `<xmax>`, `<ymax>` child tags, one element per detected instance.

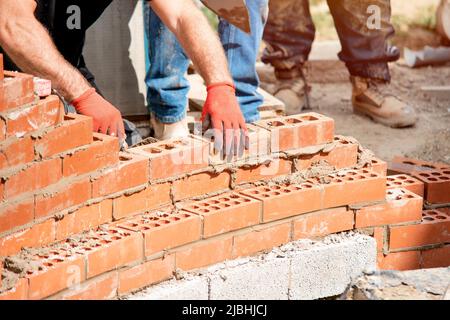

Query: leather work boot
<box><xmin>150</xmin><ymin>115</ymin><xmax>189</xmax><ymax>140</ymax></box>
<box><xmin>273</xmin><ymin>77</ymin><xmax>310</xmax><ymax>116</ymax></box>
<box><xmin>351</xmin><ymin>76</ymin><xmax>418</xmax><ymax>128</ymax></box>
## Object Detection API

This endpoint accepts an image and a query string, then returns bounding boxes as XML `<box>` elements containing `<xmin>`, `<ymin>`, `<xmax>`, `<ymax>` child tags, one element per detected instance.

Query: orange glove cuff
<box><xmin>206</xmin><ymin>82</ymin><xmax>236</xmax><ymax>92</ymax></box>
<box><xmin>71</xmin><ymin>88</ymin><xmax>96</xmax><ymax>108</ymax></box>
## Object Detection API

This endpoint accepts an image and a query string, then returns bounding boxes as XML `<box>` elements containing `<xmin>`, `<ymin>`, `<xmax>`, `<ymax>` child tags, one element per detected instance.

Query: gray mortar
<box><xmin>125</xmin><ymin>232</ymin><xmax>377</xmax><ymax>300</ymax></box>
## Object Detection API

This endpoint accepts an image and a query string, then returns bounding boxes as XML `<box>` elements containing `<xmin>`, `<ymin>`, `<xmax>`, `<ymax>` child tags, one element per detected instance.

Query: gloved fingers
<box><xmin>98</xmin><ymin>124</ymin><xmax>109</xmax><ymax>135</ymax></box>
<box><xmin>118</xmin><ymin>120</ymin><xmax>126</xmax><ymax>142</ymax></box>
<box><xmin>211</xmin><ymin>117</ymin><xmax>224</xmax><ymax>156</ymax></box>
<box><xmin>109</xmin><ymin>120</ymin><xmax>119</xmax><ymax>138</ymax></box>
<box><xmin>223</xmin><ymin>121</ymin><xmax>234</xmax><ymax>159</ymax></box>
<box><xmin>239</xmin><ymin>119</ymin><xmax>249</xmax><ymax>150</ymax></box>
<box><xmin>232</xmin><ymin>122</ymin><xmax>242</xmax><ymax>157</ymax></box>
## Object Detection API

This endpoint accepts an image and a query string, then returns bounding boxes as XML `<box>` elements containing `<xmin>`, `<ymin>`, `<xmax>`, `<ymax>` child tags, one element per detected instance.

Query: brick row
<box><xmin>388</xmin><ymin>156</ymin><xmax>450</xmax><ymax>176</ymax></box>
<box><xmin>0</xmin><ymin>71</ymin><xmax>35</xmax><ymax>112</ymax></box>
<box><xmin>412</xmin><ymin>169</ymin><xmax>450</xmax><ymax>204</ymax></box>
<box><xmin>0</xmin><ymin>114</ymin><xmax>93</xmax><ymax>172</ymax></box>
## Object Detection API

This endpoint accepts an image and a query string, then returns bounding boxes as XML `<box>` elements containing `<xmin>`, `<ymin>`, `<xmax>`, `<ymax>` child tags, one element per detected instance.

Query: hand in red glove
<box><xmin>71</xmin><ymin>88</ymin><xmax>125</xmax><ymax>141</ymax></box>
<box><xmin>201</xmin><ymin>82</ymin><xmax>249</xmax><ymax>158</ymax></box>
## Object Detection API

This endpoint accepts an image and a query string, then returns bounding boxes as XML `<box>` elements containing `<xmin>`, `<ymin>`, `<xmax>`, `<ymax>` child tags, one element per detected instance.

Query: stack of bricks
<box><xmin>0</xmin><ymin>57</ymin><xmax>448</xmax><ymax>300</ymax></box>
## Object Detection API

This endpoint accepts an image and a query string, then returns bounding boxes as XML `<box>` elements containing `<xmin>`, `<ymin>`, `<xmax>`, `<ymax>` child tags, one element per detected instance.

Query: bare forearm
<box><xmin>0</xmin><ymin>4</ymin><xmax>90</xmax><ymax>101</ymax></box>
<box><xmin>150</xmin><ymin>0</ymin><xmax>233</xmax><ymax>85</ymax></box>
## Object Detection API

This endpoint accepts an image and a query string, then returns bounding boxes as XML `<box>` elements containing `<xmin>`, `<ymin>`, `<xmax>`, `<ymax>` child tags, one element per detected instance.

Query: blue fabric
<box><xmin>144</xmin><ymin>0</ymin><xmax>268</xmax><ymax>124</ymax></box>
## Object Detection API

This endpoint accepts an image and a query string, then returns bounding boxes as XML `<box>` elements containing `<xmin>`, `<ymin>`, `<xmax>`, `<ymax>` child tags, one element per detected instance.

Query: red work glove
<box><xmin>71</xmin><ymin>88</ymin><xmax>125</xmax><ymax>140</ymax></box>
<box><xmin>201</xmin><ymin>82</ymin><xmax>248</xmax><ymax>158</ymax></box>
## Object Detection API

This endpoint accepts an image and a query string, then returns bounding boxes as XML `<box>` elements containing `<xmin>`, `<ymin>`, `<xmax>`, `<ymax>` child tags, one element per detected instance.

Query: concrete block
<box><xmin>127</xmin><ymin>276</ymin><xmax>209</xmax><ymax>300</ymax></box>
<box><xmin>209</xmin><ymin>256</ymin><xmax>290</xmax><ymax>300</ymax></box>
<box><xmin>288</xmin><ymin>235</ymin><xmax>377</xmax><ymax>300</ymax></box>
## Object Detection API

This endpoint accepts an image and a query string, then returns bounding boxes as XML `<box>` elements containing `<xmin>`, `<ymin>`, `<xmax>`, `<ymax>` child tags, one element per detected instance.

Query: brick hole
<box><xmin>362</xmin><ymin>170</ymin><xmax>371</xmax><ymax>174</ymax></box>
<box><xmin>387</xmin><ymin>177</ymin><xmax>395</xmax><ymax>181</ymax></box>
<box><xmin>300</xmin><ymin>115</ymin><xmax>319</xmax><ymax>121</ymax></box>
<box><xmin>210</xmin><ymin>206</ymin><xmax>221</xmax><ymax>210</ymax></box>
<box><xmin>346</xmin><ymin>177</ymin><xmax>355</xmax><ymax>181</ymax></box>
<box><xmin>422</xmin><ymin>164</ymin><xmax>437</xmax><ymax>169</ymax></box>
<box><xmin>241</xmin><ymin>198</ymin><xmax>251</xmax><ymax>202</ymax></box>
<box><xmin>119</xmin><ymin>155</ymin><xmax>133</xmax><ymax>162</ymax></box>
<box><xmin>93</xmin><ymin>136</ymin><xmax>103</xmax><ymax>142</ymax></box>
<box><xmin>210</xmin><ymin>200</ymin><xmax>220</xmax><ymax>204</ymax></box>
<box><xmin>435</xmin><ymin>215</ymin><xmax>447</xmax><ymax>220</ymax></box>
<box><xmin>262</xmin><ymin>194</ymin><xmax>271</xmax><ymax>198</ymax></box>
<box><xmin>402</xmin><ymin>161</ymin><xmax>415</xmax><ymax>165</ymax></box>
<box><xmin>160</xmin><ymin>220</ymin><xmax>170</xmax><ymax>224</ymax></box>
<box><xmin>229</xmin><ymin>194</ymin><xmax>240</xmax><ymax>199</ymax></box>
<box><xmin>101</xmin><ymin>240</ymin><xmax>112</xmax><ymax>244</ymax></box>
<box><xmin>51</xmin><ymin>259</ymin><xmax>64</xmax><ymax>264</ymax></box>
<box><xmin>271</xmin><ymin>192</ymin><xmax>281</xmax><ymax>196</ymax></box>
<box><xmin>371</xmin><ymin>160</ymin><xmax>379</xmax><ymax>164</ymax></box>
<box><xmin>180</xmin><ymin>213</ymin><xmax>191</xmax><ymax>218</ymax></box>
<box><xmin>263</xmin><ymin>188</ymin><xmax>272</xmax><ymax>192</ymax></box>
<box><xmin>405</xmin><ymin>180</ymin><xmax>415</xmax><ymax>184</ymax></box>
<box><xmin>191</xmin><ymin>205</ymin><xmax>200</xmax><ymax>210</ymax></box>
<box><xmin>431</xmin><ymin>172</ymin><xmax>442</xmax><ymax>176</ymax></box>
<box><xmin>161</xmin><ymin>144</ymin><xmax>177</xmax><ymax>150</ymax></box>
<box><xmin>428</xmin><ymin>178</ymin><xmax>438</xmax><ymax>182</ymax></box>
<box><xmin>443</xmin><ymin>170</ymin><xmax>450</xmax><ymax>175</ymax></box>
<box><xmin>249</xmin><ymin>190</ymin><xmax>260</xmax><ymax>195</ymax></box>
<box><xmin>302</xmin><ymin>184</ymin><xmax>313</xmax><ymax>189</ymax></box>
<box><xmin>398</xmin><ymin>176</ymin><xmax>408</xmax><ymax>180</ymax></box>
<box><xmin>406</xmin><ymin>194</ymin><xmax>414</xmax><ymax>199</ymax></box>
<box><xmin>340</xmin><ymin>140</ymin><xmax>349</xmax><ymax>145</ymax></box>
<box><xmin>170</xmin><ymin>217</ymin><xmax>181</xmax><ymax>222</ymax></box>
<box><xmin>285</xmin><ymin>118</ymin><xmax>302</xmax><ymax>124</ymax></box>
<box><xmin>231</xmin><ymin>201</ymin><xmax>240</xmax><ymax>205</ymax></box>
<box><xmin>219</xmin><ymin>197</ymin><xmax>231</xmax><ymax>202</ymax></box>
<box><xmin>424</xmin><ymin>217</ymin><xmax>434</xmax><ymax>221</ymax></box>
<box><xmin>199</xmin><ymin>209</ymin><xmax>210</xmax><ymax>213</ymax></box>
<box><xmin>200</xmin><ymin>203</ymin><xmax>210</xmax><ymax>207</ymax></box>
<box><xmin>267</xmin><ymin>121</ymin><xmax>285</xmax><ymax>127</ymax></box>
<box><xmin>439</xmin><ymin>176</ymin><xmax>449</xmax><ymax>180</ymax></box>
<box><xmin>369</xmin><ymin>174</ymin><xmax>377</xmax><ymax>178</ymax></box>
<box><xmin>282</xmin><ymin>189</ymin><xmax>292</xmax><ymax>193</ymax></box>
<box><xmin>394</xmin><ymin>182</ymin><xmax>402</xmax><ymax>185</ymax></box>
<box><xmin>219</xmin><ymin>203</ymin><xmax>230</xmax><ymax>208</ymax></box>
<box><xmin>111</xmin><ymin>236</ymin><xmax>122</xmax><ymax>241</ymax></box>
<box><xmin>419</xmin><ymin>173</ymin><xmax>430</xmax><ymax>177</ymax></box>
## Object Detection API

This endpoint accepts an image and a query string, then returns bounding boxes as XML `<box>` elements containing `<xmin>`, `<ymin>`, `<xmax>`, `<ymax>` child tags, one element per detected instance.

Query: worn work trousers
<box><xmin>262</xmin><ymin>0</ymin><xmax>395</xmax><ymax>81</ymax></box>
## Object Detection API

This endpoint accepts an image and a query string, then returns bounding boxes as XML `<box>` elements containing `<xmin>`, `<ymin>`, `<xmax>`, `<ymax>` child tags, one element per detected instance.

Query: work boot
<box><xmin>150</xmin><ymin>115</ymin><xmax>189</xmax><ymax>140</ymax></box>
<box><xmin>270</xmin><ymin>75</ymin><xmax>312</xmax><ymax>116</ymax></box>
<box><xmin>351</xmin><ymin>76</ymin><xmax>418</xmax><ymax>128</ymax></box>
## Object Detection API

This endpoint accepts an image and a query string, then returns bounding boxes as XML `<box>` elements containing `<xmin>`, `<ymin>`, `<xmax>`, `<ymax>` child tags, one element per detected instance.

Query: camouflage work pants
<box><xmin>262</xmin><ymin>0</ymin><xmax>395</xmax><ymax>81</ymax></box>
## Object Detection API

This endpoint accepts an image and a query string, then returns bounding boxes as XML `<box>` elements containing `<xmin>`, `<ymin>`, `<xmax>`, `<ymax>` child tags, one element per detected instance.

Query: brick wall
<box><xmin>0</xmin><ymin>64</ymin><xmax>448</xmax><ymax>299</ymax></box>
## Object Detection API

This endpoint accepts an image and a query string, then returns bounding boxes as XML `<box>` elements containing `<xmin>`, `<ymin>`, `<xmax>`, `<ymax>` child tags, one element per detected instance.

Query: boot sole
<box><xmin>353</xmin><ymin>103</ymin><xmax>417</xmax><ymax>128</ymax></box>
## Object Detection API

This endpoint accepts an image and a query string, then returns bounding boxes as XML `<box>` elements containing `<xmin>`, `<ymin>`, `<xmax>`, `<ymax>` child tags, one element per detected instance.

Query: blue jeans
<box><xmin>144</xmin><ymin>1</ymin><xmax>269</xmax><ymax>124</ymax></box>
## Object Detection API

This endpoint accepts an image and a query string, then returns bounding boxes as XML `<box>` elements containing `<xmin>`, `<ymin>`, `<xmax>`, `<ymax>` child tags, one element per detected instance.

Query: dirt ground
<box><xmin>304</xmin><ymin>63</ymin><xmax>450</xmax><ymax>164</ymax></box>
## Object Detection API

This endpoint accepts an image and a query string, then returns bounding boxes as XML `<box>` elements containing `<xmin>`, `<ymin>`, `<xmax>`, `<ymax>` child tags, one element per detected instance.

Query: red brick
<box><xmin>413</xmin><ymin>170</ymin><xmax>450</xmax><ymax>204</ymax></box>
<box><xmin>35</xmin><ymin>113</ymin><xmax>93</xmax><ymax>158</ymax></box>
<box><xmin>62</xmin><ymin>133</ymin><xmax>119</xmax><ymax>177</ymax></box>
<box><xmin>175</xmin><ymin>236</ymin><xmax>233</xmax><ymax>271</ymax></box>
<box><xmin>355</xmin><ymin>188</ymin><xmax>423</xmax><ymax>228</ymax></box>
<box><xmin>0</xmin><ymin>278</ymin><xmax>28</xmax><ymax>300</ymax></box>
<box><xmin>117</xmin><ymin>207</ymin><xmax>201</xmax><ymax>256</ymax></box>
<box><xmin>82</xmin><ymin>227</ymin><xmax>144</xmax><ymax>278</ymax></box>
<box><xmin>311</xmin><ymin>169</ymin><xmax>386</xmax><ymax>209</ymax></box>
<box><xmin>5</xmin><ymin>95</ymin><xmax>63</xmax><ymax>138</ymax></box>
<box><xmin>364</xmin><ymin>157</ymin><xmax>387</xmax><ymax>176</ymax></box>
<box><xmin>235</xmin><ymin>159</ymin><xmax>292</xmax><ymax>185</ymax></box>
<box><xmin>0</xmin><ymin>219</ymin><xmax>55</xmax><ymax>256</ymax></box>
<box><xmin>373</xmin><ymin>227</ymin><xmax>386</xmax><ymax>253</ymax></box>
<box><xmin>50</xmin><ymin>272</ymin><xmax>118</xmax><ymax>300</ymax></box>
<box><xmin>92</xmin><ymin>153</ymin><xmax>149</xmax><ymax>198</ymax></box>
<box><xmin>240</xmin><ymin>182</ymin><xmax>322</xmax><ymax>222</ymax></box>
<box><xmin>0</xmin><ymin>71</ymin><xmax>35</xmax><ymax>112</ymax></box>
<box><xmin>293</xmin><ymin>207</ymin><xmax>354</xmax><ymax>239</ymax></box>
<box><xmin>35</xmin><ymin>179</ymin><xmax>91</xmax><ymax>219</ymax></box>
<box><xmin>421</xmin><ymin>245</ymin><xmax>450</xmax><ymax>269</ymax></box>
<box><xmin>183</xmin><ymin>192</ymin><xmax>261</xmax><ymax>238</ymax></box>
<box><xmin>3</xmin><ymin>157</ymin><xmax>62</xmax><ymax>199</ymax></box>
<box><xmin>27</xmin><ymin>252</ymin><xmax>86</xmax><ymax>300</ymax></box>
<box><xmin>389</xmin><ymin>209</ymin><xmax>450</xmax><ymax>250</ymax></box>
<box><xmin>0</xmin><ymin>198</ymin><xmax>34</xmax><ymax>234</ymax></box>
<box><xmin>0</xmin><ymin>136</ymin><xmax>35</xmax><ymax>171</ymax></box>
<box><xmin>113</xmin><ymin>183</ymin><xmax>171</xmax><ymax>220</ymax></box>
<box><xmin>128</xmin><ymin>136</ymin><xmax>209</xmax><ymax>180</ymax></box>
<box><xmin>377</xmin><ymin>251</ymin><xmax>421</xmax><ymax>271</ymax></box>
<box><xmin>255</xmin><ymin>112</ymin><xmax>334</xmax><ymax>152</ymax></box>
<box><xmin>386</xmin><ymin>174</ymin><xmax>424</xmax><ymax>197</ymax></box>
<box><xmin>232</xmin><ymin>222</ymin><xmax>291</xmax><ymax>258</ymax></box>
<box><xmin>0</xmin><ymin>53</ymin><xmax>3</xmax><ymax>81</ymax></box>
<box><xmin>172</xmin><ymin>171</ymin><xmax>230</xmax><ymax>201</ymax></box>
<box><xmin>388</xmin><ymin>156</ymin><xmax>450</xmax><ymax>175</ymax></box>
<box><xmin>0</xmin><ymin>118</ymin><xmax>5</xmax><ymax>141</ymax></box>
<box><xmin>204</xmin><ymin>124</ymin><xmax>271</xmax><ymax>165</ymax></box>
<box><xmin>118</xmin><ymin>255</ymin><xmax>175</xmax><ymax>295</ymax></box>
<box><xmin>55</xmin><ymin>199</ymin><xmax>113</xmax><ymax>241</ymax></box>
<box><xmin>295</xmin><ymin>136</ymin><xmax>358</xmax><ymax>171</ymax></box>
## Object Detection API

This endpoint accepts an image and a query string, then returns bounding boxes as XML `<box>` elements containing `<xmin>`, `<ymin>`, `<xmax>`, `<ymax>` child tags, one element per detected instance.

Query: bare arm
<box><xmin>0</xmin><ymin>0</ymin><xmax>90</xmax><ymax>101</ymax></box>
<box><xmin>150</xmin><ymin>0</ymin><xmax>233</xmax><ymax>85</ymax></box>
